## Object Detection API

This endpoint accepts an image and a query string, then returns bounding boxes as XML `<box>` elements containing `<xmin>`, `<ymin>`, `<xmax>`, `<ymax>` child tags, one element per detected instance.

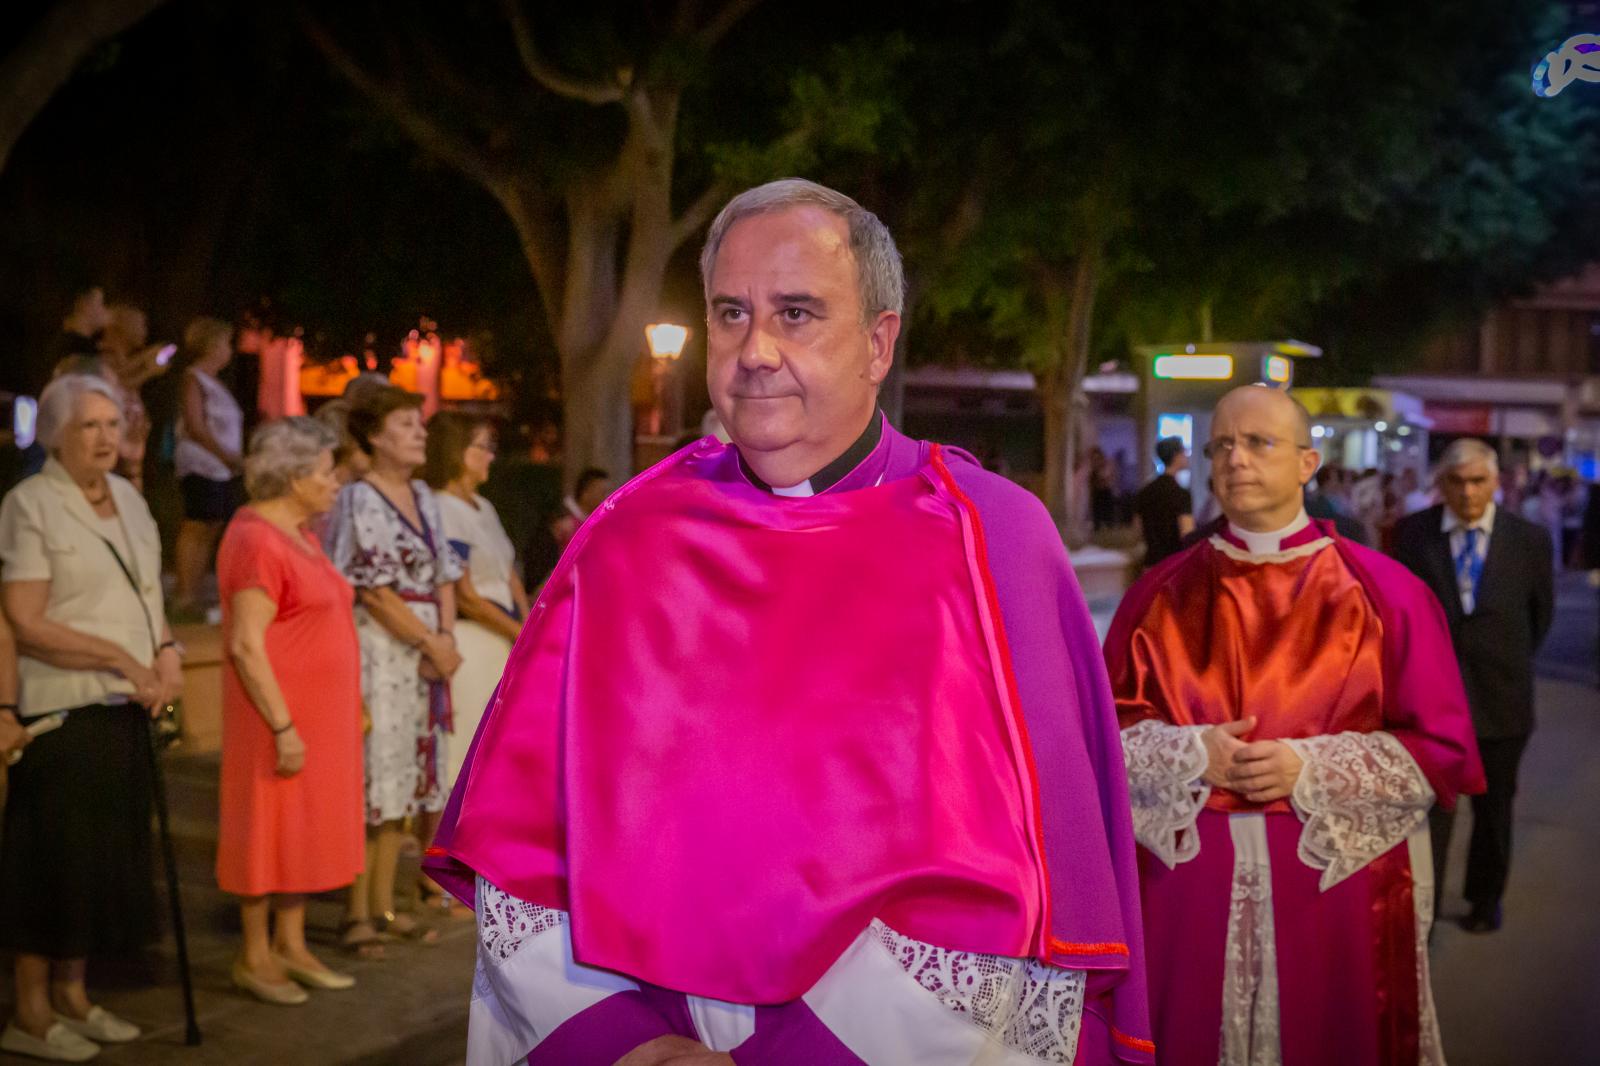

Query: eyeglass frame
<box><xmin>1200</xmin><ymin>433</ymin><xmax>1314</xmax><ymax>461</ymax></box>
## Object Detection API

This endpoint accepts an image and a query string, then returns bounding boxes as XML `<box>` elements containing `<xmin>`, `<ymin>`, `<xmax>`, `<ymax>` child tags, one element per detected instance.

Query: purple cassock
<box><xmin>1106</xmin><ymin>516</ymin><xmax>1485</xmax><ymax>1066</ymax></box>
<box><xmin>425</xmin><ymin>415</ymin><xmax>1153</xmax><ymax>1065</ymax></box>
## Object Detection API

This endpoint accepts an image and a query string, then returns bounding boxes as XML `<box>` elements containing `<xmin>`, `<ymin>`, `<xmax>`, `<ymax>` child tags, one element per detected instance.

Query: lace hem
<box><xmin>476</xmin><ymin>876</ymin><xmax>568</xmax><ymax>964</ymax></box>
<box><xmin>872</xmin><ymin>921</ymin><xmax>1084</xmax><ymax>1063</ymax></box>
<box><xmin>1220</xmin><ymin>815</ymin><xmax>1281</xmax><ymax>1066</ymax></box>
<box><xmin>1122</xmin><ymin>719</ymin><xmax>1212</xmax><ymax>868</ymax></box>
<box><xmin>1281</xmin><ymin>732</ymin><xmax>1435</xmax><ymax>891</ymax></box>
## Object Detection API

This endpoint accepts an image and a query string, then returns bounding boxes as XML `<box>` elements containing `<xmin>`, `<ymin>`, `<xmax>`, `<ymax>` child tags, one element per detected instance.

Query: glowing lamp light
<box><xmin>646</xmin><ymin>323</ymin><xmax>689</xmax><ymax>360</ymax></box>
<box><xmin>1264</xmin><ymin>355</ymin><xmax>1291</xmax><ymax>383</ymax></box>
<box><xmin>1374</xmin><ymin>421</ymin><xmax>1388</xmax><ymax>432</ymax></box>
<box><xmin>1152</xmin><ymin>354</ymin><xmax>1234</xmax><ymax>381</ymax></box>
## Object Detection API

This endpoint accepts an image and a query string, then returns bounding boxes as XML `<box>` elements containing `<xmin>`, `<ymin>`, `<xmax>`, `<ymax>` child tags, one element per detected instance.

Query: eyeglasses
<box><xmin>469</xmin><ymin>440</ymin><xmax>498</xmax><ymax>456</ymax></box>
<box><xmin>1201</xmin><ymin>434</ymin><xmax>1311</xmax><ymax>461</ymax></box>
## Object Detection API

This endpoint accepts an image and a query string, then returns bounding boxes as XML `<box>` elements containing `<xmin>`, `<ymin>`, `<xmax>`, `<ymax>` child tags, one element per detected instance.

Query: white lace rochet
<box><xmin>871</xmin><ymin>921</ymin><xmax>1085</xmax><ymax>1063</ymax></box>
<box><xmin>1280</xmin><ymin>731</ymin><xmax>1435</xmax><ymax>891</ymax></box>
<box><xmin>476</xmin><ymin>878</ymin><xmax>567</xmax><ymax>963</ymax></box>
<box><xmin>1121</xmin><ymin>719</ymin><xmax>1212</xmax><ymax>867</ymax></box>
<box><xmin>1220</xmin><ymin>815</ymin><xmax>1282</xmax><ymax>1066</ymax></box>
<box><xmin>473</xmin><ymin>878</ymin><xmax>1086</xmax><ymax>1063</ymax></box>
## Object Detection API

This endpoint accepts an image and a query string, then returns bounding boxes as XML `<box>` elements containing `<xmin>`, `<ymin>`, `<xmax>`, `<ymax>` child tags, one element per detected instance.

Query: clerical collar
<box><xmin>739</xmin><ymin>410</ymin><xmax>884</xmax><ymax>498</ymax></box>
<box><xmin>1225</xmin><ymin>509</ymin><xmax>1312</xmax><ymax>556</ymax></box>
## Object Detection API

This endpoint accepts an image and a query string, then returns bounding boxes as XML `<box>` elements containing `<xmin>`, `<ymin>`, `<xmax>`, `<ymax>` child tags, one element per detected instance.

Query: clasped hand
<box><xmin>1201</xmin><ymin>716</ymin><xmax>1303</xmax><ymax>804</ymax></box>
<box><xmin>417</xmin><ymin>631</ymin><xmax>462</xmax><ymax>681</ymax></box>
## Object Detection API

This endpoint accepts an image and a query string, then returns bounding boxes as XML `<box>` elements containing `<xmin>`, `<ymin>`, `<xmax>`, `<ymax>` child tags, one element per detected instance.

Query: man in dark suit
<box><xmin>1395</xmin><ymin>437</ymin><xmax>1554</xmax><ymax>933</ymax></box>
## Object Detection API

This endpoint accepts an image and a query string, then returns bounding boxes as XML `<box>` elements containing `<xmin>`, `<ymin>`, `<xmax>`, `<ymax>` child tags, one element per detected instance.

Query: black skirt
<box><xmin>0</xmin><ymin>703</ymin><xmax>158</xmax><ymax>958</ymax></box>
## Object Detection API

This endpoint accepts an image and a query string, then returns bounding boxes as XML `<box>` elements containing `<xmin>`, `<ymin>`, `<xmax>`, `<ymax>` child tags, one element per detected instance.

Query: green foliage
<box><xmin>697</xmin><ymin>35</ymin><xmax>914</xmax><ymax>193</ymax></box>
<box><xmin>901</xmin><ymin>0</ymin><xmax>1600</xmax><ymax>383</ymax></box>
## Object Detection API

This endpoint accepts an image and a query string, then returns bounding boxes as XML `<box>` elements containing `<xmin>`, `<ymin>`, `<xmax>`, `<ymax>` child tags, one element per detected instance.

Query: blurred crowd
<box><xmin>0</xmin><ymin>287</ymin><xmax>616</xmax><ymax>1062</ymax></box>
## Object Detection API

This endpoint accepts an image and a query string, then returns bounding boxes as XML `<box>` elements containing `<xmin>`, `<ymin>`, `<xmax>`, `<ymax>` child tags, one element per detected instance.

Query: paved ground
<box><xmin>0</xmin><ymin>755</ymin><xmax>474</xmax><ymax>1066</ymax></box>
<box><xmin>1430</xmin><ymin>570</ymin><xmax>1600</xmax><ymax>1066</ymax></box>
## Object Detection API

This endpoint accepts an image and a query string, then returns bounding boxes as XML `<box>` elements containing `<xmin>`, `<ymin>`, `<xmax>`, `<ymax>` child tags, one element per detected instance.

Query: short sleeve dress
<box><xmin>325</xmin><ymin>479</ymin><xmax>463</xmax><ymax>824</ymax></box>
<box><xmin>436</xmin><ymin>491</ymin><xmax>519</xmax><ymax>788</ymax></box>
<box><xmin>215</xmin><ymin>509</ymin><xmax>364</xmax><ymax>896</ymax></box>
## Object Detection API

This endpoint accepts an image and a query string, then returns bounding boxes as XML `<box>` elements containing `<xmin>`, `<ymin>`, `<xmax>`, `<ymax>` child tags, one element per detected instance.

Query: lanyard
<box><xmin>67</xmin><ymin>503</ymin><xmax>160</xmax><ymax>659</ymax></box>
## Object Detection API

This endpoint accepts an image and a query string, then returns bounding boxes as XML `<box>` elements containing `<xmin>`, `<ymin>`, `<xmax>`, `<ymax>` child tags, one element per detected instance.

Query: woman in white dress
<box><xmin>324</xmin><ymin>387</ymin><xmax>463</xmax><ymax>949</ymax></box>
<box><xmin>422</xmin><ymin>413</ymin><xmax>526</xmax><ymax>789</ymax></box>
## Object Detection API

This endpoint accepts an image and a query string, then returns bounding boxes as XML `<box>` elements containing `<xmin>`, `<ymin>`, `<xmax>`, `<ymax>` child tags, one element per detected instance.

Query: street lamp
<box><xmin>641</xmin><ymin>323</ymin><xmax>690</xmax><ymax>439</ymax></box>
<box><xmin>645</xmin><ymin>323</ymin><xmax>689</xmax><ymax>360</ymax></box>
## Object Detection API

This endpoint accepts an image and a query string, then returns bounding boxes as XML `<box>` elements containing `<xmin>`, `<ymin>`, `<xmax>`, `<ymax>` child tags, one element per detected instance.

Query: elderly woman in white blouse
<box><xmin>0</xmin><ymin>374</ymin><xmax>183</xmax><ymax>1063</ymax></box>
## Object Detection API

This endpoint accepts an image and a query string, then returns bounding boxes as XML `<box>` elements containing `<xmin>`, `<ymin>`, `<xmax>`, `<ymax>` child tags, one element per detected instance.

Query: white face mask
<box><xmin>1175</xmin><ymin>468</ymin><xmax>1192</xmax><ymax>490</ymax></box>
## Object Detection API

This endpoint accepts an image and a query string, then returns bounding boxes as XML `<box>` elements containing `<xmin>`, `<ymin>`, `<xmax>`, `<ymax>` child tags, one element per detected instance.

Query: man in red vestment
<box><xmin>1105</xmin><ymin>385</ymin><xmax>1485</xmax><ymax>1066</ymax></box>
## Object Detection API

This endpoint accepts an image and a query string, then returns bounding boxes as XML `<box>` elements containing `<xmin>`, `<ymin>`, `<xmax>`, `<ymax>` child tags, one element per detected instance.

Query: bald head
<box><xmin>1214</xmin><ymin>385</ymin><xmax>1312</xmax><ymax>447</ymax></box>
<box><xmin>1207</xmin><ymin>385</ymin><xmax>1321</xmax><ymax>531</ymax></box>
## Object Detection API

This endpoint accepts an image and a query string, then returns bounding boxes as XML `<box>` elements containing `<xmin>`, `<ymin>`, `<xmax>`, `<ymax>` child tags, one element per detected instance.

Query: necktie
<box><xmin>1456</xmin><ymin>526</ymin><xmax>1484</xmax><ymax>612</ymax></box>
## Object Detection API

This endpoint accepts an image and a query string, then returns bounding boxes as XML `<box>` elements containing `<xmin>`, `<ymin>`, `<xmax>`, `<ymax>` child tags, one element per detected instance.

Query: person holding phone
<box><xmin>0</xmin><ymin>374</ymin><xmax>182</xmax><ymax>1062</ymax></box>
<box><xmin>97</xmin><ymin>305</ymin><xmax>170</xmax><ymax>493</ymax></box>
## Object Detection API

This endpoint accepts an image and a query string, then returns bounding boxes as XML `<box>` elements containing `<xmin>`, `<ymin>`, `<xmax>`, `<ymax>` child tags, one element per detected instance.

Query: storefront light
<box><xmin>1152</xmin><ymin>354</ymin><xmax>1234</xmax><ymax>380</ymax></box>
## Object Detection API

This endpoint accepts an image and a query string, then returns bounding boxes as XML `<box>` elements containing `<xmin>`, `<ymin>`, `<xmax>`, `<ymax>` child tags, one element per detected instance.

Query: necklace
<box><xmin>81</xmin><ymin>483</ymin><xmax>110</xmax><ymax>506</ymax></box>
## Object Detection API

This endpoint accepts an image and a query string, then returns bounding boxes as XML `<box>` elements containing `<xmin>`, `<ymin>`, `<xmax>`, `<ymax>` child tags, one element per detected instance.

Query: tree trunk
<box><xmin>1040</xmin><ymin>243</ymin><xmax>1102</xmax><ymax>543</ymax></box>
<box><xmin>0</xmin><ymin>0</ymin><xmax>171</xmax><ymax>174</ymax></box>
<box><xmin>300</xmin><ymin>16</ymin><xmax>735</xmax><ymax>491</ymax></box>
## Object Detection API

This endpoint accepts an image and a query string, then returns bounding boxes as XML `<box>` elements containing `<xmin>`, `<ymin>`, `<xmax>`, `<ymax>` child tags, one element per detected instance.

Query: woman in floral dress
<box><xmin>325</xmin><ymin>387</ymin><xmax>462</xmax><ymax>950</ymax></box>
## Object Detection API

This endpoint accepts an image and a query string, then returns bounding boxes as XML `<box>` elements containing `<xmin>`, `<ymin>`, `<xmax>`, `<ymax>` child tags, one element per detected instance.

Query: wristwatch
<box><xmin>159</xmin><ymin>639</ymin><xmax>187</xmax><ymax>660</ymax></box>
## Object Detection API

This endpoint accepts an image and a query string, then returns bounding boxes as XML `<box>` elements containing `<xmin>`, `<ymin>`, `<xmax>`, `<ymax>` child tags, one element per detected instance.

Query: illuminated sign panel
<box><xmin>1152</xmin><ymin>354</ymin><xmax>1235</xmax><ymax>380</ymax></box>
<box><xmin>1264</xmin><ymin>355</ymin><xmax>1292</xmax><ymax>383</ymax></box>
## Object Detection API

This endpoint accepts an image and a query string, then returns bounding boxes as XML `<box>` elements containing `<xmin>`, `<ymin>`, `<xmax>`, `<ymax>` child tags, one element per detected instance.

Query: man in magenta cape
<box><xmin>1106</xmin><ymin>386</ymin><xmax>1484</xmax><ymax>1066</ymax></box>
<box><xmin>425</xmin><ymin>179</ymin><xmax>1152</xmax><ymax>1066</ymax></box>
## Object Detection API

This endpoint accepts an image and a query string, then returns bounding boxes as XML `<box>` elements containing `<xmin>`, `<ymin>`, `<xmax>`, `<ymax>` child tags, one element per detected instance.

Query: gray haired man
<box><xmin>1394</xmin><ymin>438</ymin><xmax>1555</xmax><ymax>933</ymax></box>
<box><xmin>425</xmin><ymin>179</ymin><xmax>1152</xmax><ymax>1065</ymax></box>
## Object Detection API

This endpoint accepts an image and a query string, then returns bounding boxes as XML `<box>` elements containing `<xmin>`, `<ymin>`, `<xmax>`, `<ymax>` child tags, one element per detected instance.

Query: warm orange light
<box><xmin>646</xmin><ymin>323</ymin><xmax>689</xmax><ymax>360</ymax></box>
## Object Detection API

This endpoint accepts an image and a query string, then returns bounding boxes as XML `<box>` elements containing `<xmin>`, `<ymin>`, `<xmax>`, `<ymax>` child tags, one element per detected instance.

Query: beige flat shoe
<box><xmin>273</xmin><ymin>953</ymin><xmax>355</xmax><ymax>991</ymax></box>
<box><xmin>230</xmin><ymin>961</ymin><xmax>308</xmax><ymax>1006</ymax></box>
<box><xmin>0</xmin><ymin>1021</ymin><xmax>100</xmax><ymax>1061</ymax></box>
<box><xmin>54</xmin><ymin>1007</ymin><xmax>139</xmax><ymax>1044</ymax></box>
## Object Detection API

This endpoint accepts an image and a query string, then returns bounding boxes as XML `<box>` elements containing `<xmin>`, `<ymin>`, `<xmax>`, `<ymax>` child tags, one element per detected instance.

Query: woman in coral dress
<box><xmin>216</xmin><ymin>417</ymin><xmax>364</xmax><ymax>1003</ymax></box>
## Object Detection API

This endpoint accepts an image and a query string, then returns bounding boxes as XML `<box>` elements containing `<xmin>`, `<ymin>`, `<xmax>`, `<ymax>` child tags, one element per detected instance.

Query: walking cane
<box><xmin>146</xmin><ymin>713</ymin><xmax>202</xmax><ymax>1046</ymax></box>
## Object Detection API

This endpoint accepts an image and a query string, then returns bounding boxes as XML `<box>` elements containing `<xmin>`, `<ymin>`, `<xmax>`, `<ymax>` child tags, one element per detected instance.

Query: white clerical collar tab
<box><xmin>772</xmin><ymin>480</ymin><xmax>815</xmax><ymax>498</ymax></box>
<box><xmin>1227</xmin><ymin>509</ymin><xmax>1311</xmax><ymax>556</ymax></box>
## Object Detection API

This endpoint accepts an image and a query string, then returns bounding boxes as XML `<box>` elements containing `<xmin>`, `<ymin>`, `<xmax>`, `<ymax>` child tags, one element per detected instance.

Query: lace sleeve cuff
<box><xmin>1281</xmin><ymin>732</ymin><xmax>1436</xmax><ymax>891</ymax></box>
<box><xmin>1121</xmin><ymin>719</ymin><xmax>1212</xmax><ymax>868</ymax></box>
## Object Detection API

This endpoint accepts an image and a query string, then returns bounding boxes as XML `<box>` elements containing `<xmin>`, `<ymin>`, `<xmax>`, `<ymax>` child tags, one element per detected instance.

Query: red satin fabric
<box><xmin>1110</xmin><ymin>535</ymin><xmax>1436</xmax><ymax>1062</ymax></box>
<box><xmin>1115</xmin><ymin>540</ymin><xmax>1386</xmax><ymax>813</ymax></box>
<box><xmin>446</xmin><ymin>448</ymin><xmax>1048</xmax><ymax>1002</ymax></box>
